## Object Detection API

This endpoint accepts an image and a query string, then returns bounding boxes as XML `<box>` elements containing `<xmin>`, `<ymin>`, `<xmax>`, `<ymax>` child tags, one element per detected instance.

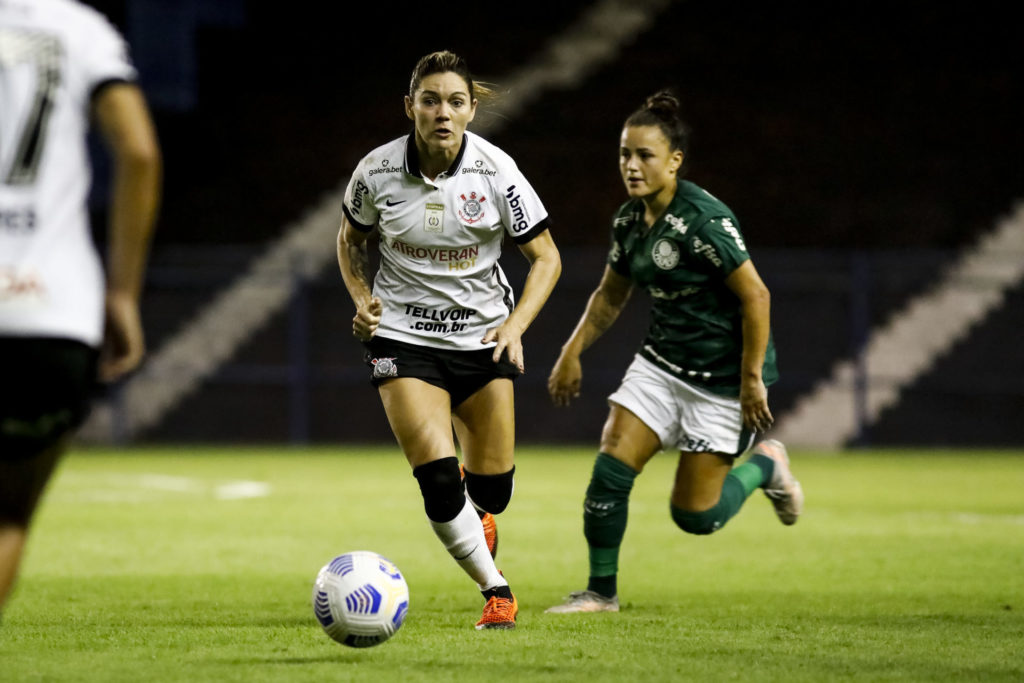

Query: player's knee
<box><xmin>412</xmin><ymin>457</ymin><xmax>465</xmax><ymax>523</ymax></box>
<box><xmin>464</xmin><ymin>466</ymin><xmax>515</xmax><ymax>514</ymax></box>
<box><xmin>586</xmin><ymin>453</ymin><xmax>638</xmax><ymax>499</ymax></box>
<box><xmin>670</xmin><ymin>503</ymin><xmax>725</xmax><ymax>536</ymax></box>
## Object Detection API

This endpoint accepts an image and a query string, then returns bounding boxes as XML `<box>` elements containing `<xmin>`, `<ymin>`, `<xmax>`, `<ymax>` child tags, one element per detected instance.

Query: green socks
<box><xmin>581</xmin><ymin>452</ymin><xmax>774</xmax><ymax>597</ymax></box>
<box><xmin>583</xmin><ymin>453</ymin><xmax>638</xmax><ymax>597</ymax></box>
<box><xmin>669</xmin><ymin>455</ymin><xmax>774</xmax><ymax>535</ymax></box>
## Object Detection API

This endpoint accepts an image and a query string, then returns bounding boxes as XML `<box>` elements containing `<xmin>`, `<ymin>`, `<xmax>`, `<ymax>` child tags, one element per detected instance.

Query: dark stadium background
<box><xmin>83</xmin><ymin>1</ymin><xmax>1023</xmax><ymax>446</ymax></box>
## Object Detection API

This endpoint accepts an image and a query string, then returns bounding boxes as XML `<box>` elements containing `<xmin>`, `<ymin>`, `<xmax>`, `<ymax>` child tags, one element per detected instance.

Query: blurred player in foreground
<box><xmin>0</xmin><ymin>0</ymin><xmax>161</xmax><ymax>614</ymax></box>
<box><xmin>545</xmin><ymin>90</ymin><xmax>802</xmax><ymax>613</ymax></box>
<box><xmin>337</xmin><ymin>51</ymin><xmax>560</xmax><ymax>629</ymax></box>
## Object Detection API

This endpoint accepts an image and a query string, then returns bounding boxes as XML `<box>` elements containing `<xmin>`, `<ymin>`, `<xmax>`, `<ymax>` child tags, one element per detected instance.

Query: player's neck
<box><xmin>641</xmin><ymin>180</ymin><xmax>678</xmax><ymax>226</ymax></box>
<box><xmin>416</xmin><ymin>141</ymin><xmax>459</xmax><ymax>181</ymax></box>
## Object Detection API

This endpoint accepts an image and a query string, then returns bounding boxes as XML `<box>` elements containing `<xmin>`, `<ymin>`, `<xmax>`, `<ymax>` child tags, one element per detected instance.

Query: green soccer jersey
<box><xmin>608</xmin><ymin>180</ymin><xmax>778</xmax><ymax>397</ymax></box>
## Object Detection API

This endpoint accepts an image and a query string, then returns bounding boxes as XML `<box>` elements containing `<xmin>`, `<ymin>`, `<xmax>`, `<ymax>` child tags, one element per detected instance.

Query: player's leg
<box><xmin>587</xmin><ymin>406</ymin><xmax>660</xmax><ymax>597</ymax></box>
<box><xmin>453</xmin><ymin>377</ymin><xmax>514</xmax><ymax>555</ymax></box>
<box><xmin>666</xmin><ymin>379</ymin><xmax>763</xmax><ymax>533</ymax></box>
<box><xmin>452</xmin><ymin>378</ymin><xmax>518</xmax><ymax>629</ymax></box>
<box><xmin>667</xmin><ymin>382</ymin><xmax>802</xmax><ymax>532</ymax></box>
<box><xmin>669</xmin><ymin>439</ymin><xmax>803</xmax><ymax>532</ymax></box>
<box><xmin>0</xmin><ymin>525</ymin><xmax>23</xmax><ymax>614</ymax></box>
<box><xmin>0</xmin><ymin>338</ymin><xmax>95</xmax><ymax>615</ymax></box>
<box><xmin>547</xmin><ymin>356</ymin><xmax>672</xmax><ymax>614</ymax></box>
<box><xmin>668</xmin><ymin>449</ymin><xmax>744</xmax><ymax>534</ymax></box>
<box><xmin>547</xmin><ymin>404</ymin><xmax>661</xmax><ymax>614</ymax></box>
<box><xmin>0</xmin><ymin>440</ymin><xmax>65</xmax><ymax>613</ymax></box>
<box><xmin>378</xmin><ymin>377</ymin><xmax>508</xmax><ymax>625</ymax></box>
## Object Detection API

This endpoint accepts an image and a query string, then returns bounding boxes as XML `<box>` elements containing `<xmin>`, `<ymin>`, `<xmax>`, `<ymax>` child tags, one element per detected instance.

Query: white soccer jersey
<box><xmin>0</xmin><ymin>0</ymin><xmax>137</xmax><ymax>346</ymax></box>
<box><xmin>343</xmin><ymin>131</ymin><xmax>550</xmax><ymax>350</ymax></box>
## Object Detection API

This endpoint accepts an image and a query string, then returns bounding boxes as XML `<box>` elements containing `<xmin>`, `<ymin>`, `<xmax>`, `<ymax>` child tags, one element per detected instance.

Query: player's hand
<box><xmin>740</xmin><ymin>375</ymin><xmax>774</xmax><ymax>432</ymax></box>
<box><xmin>482</xmin><ymin>323</ymin><xmax>524</xmax><ymax>373</ymax></box>
<box><xmin>99</xmin><ymin>291</ymin><xmax>146</xmax><ymax>382</ymax></box>
<box><xmin>548</xmin><ymin>351</ymin><xmax>582</xmax><ymax>407</ymax></box>
<box><xmin>353</xmin><ymin>297</ymin><xmax>382</xmax><ymax>341</ymax></box>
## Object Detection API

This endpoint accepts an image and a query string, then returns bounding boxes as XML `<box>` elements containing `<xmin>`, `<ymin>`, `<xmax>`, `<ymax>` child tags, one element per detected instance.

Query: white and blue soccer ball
<box><xmin>312</xmin><ymin>551</ymin><xmax>410</xmax><ymax>648</ymax></box>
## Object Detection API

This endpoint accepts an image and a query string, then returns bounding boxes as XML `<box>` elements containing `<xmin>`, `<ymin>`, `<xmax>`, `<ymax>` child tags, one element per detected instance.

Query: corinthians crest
<box><xmin>457</xmin><ymin>191</ymin><xmax>487</xmax><ymax>224</ymax></box>
<box><xmin>371</xmin><ymin>357</ymin><xmax>398</xmax><ymax>378</ymax></box>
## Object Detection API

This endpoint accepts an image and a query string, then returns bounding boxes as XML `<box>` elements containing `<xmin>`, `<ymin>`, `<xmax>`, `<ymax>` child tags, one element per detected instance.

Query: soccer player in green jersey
<box><xmin>545</xmin><ymin>90</ymin><xmax>803</xmax><ymax>613</ymax></box>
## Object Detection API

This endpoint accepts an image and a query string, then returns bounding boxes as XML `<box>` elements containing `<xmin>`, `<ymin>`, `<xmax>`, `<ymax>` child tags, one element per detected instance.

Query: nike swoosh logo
<box><xmin>386</xmin><ymin>199</ymin><xmax>406</xmax><ymax>206</ymax></box>
<box><xmin>453</xmin><ymin>545</ymin><xmax>479</xmax><ymax>560</ymax></box>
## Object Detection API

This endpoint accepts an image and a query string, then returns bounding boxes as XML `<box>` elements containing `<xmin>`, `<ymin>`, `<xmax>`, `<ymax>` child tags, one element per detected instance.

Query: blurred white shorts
<box><xmin>607</xmin><ymin>355</ymin><xmax>754</xmax><ymax>456</ymax></box>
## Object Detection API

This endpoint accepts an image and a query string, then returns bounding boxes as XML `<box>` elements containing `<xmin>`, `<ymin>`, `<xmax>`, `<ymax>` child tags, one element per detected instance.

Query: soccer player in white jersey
<box><xmin>0</xmin><ymin>0</ymin><xmax>161</xmax><ymax>614</ymax></box>
<box><xmin>337</xmin><ymin>51</ymin><xmax>561</xmax><ymax>630</ymax></box>
<box><xmin>545</xmin><ymin>90</ymin><xmax>802</xmax><ymax>614</ymax></box>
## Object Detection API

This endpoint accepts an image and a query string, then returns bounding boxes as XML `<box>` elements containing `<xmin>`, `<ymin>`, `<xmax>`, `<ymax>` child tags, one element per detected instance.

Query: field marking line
<box><xmin>49</xmin><ymin>472</ymin><xmax>271</xmax><ymax>502</ymax></box>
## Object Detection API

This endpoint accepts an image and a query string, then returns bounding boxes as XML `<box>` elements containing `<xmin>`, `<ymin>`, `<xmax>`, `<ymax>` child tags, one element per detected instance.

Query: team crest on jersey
<box><xmin>457</xmin><ymin>192</ymin><xmax>487</xmax><ymax>224</ymax></box>
<box><xmin>371</xmin><ymin>357</ymin><xmax>398</xmax><ymax>378</ymax></box>
<box><xmin>652</xmin><ymin>239</ymin><xmax>680</xmax><ymax>270</ymax></box>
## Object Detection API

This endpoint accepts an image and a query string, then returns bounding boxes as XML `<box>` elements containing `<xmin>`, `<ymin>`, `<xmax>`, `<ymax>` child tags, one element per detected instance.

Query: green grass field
<box><xmin>2</xmin><ymin>446</ymin><xmax>1022</xmax><ymax>682</ymax></box>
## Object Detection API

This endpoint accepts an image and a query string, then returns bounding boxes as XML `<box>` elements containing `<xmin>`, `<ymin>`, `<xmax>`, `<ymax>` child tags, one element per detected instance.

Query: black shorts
<box><xmin>0</xmin><ymin>336</ymin><xmax>98</xmax><ymax>460</ymax></box>
<box><xmin>363</xmin><ymin>336</ymin><xmax>520</xmax><ymax>407</ymax></box>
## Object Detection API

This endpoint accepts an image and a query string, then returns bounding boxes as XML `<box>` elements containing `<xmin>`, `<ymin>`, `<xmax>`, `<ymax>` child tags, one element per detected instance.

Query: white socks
<box><xmin>429</xmin><ymin>498</ymin><xmax>506</xmax><ymax>591</ymax></box>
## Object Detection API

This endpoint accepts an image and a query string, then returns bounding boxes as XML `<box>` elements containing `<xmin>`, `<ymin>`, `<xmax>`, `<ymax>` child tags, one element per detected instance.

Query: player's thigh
<box><xmin>0</xmin><ymin>438</ymin><xmax>67</xmax><ymax>526</ymax></box>
<box><xmin>670</xmin><ymin>450</ymin><xmax>734</xmax><ymax>511</ymax></box>
<box><xmin>599</xmin><ymin>403</ymin><xmax>662</xmax><ymax>473</ymax></box>
<box><xmin>452</xmin><ymin>378</ymin><xmax>514</xmax><ymax>474</ymax></box>
<box><xmin>0</xmin><ymin>337</ymin><xmax>96</xmax><ymax>455</ymax></box>
<box><xmin>377</xmin><ymin>378</ymin><xmax>456</xmax><ymax>468</ymax></box>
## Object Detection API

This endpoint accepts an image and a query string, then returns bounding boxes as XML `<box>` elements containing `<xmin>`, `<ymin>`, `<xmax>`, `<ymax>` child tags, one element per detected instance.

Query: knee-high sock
<box><xmin>430</xmin><ymin>498</ymin><xmax>506</xmax><ymax>591</ymax></box>
<box><xmin>669</xmin><ymin>457</ymin><xmax>774</xmax><ymax>534</ymax></box>
<box><xmin>583</xmin><ymin>453</ymin><xmax>638</xmax><ymax>595</ymax></box>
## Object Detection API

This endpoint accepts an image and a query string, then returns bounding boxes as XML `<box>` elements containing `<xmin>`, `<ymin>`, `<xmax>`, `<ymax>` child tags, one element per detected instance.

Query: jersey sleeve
<box><xmin>497</xmin><ymin>166</ymin><xmax>550</xmax><ymax>245</ymax></box>
<box><xmin>79</xmin><ymin>10</ymin><xmax>137</xmax><ymax>96</ymax></box>
<box><xmin>688</xmin><ymin>216</ymin><xmax>751</xmax><ymax>277</ymax></box>
<box><xmin>341</xmin><ymin>161</ymin><xmax>379</xmax><ymax>231</ymax></box>
<box><xmin>606</xmin><ymin>226</ymin><xmax>631</xmax><ymax>277</ymax></box>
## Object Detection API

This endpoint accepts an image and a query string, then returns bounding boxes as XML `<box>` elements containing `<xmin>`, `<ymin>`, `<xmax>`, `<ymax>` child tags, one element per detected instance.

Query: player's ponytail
<box><xmin>625</xmin><ymin>88</ymin><xmax>691</xmax><ymax>171</ymax></box>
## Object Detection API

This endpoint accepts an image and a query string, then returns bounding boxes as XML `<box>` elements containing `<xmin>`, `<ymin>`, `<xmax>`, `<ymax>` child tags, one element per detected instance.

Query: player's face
<box><xmin>619</xmin><ymin>125</ymin><xmax>683</xmax><ymax>200</ymax></box>
<box><xmin>405</xmin><ymin>72</ymin><xmax>477</xmax><ymax>157</ymax></box>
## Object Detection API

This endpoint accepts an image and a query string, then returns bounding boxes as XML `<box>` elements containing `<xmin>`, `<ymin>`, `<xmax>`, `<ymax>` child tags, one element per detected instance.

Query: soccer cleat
<box><xmin>480</xmin><ymin>511</ymin><xmax>498</xmax><ymax>559</ymax></box>
<box><xmin>756</xmin><ymin>439</ymin><xmax>804</xmax><ymax>525</ymax></box>
<box><xmin>544</xmin><ymin>590</ymin><xmax>620</xmax><ymax>614</ymax></box>
<box><xmin>475</xmin><ymin>593</ymin><xmax>518</xmax><ymax>630</ymax></box>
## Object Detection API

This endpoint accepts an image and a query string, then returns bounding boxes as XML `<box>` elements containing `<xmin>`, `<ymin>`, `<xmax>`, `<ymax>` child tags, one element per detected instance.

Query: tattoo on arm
<box><xmin>575</xmin><ymin>288</ymin><xmax>629</xmax><ymax>352</ymax></box>
<box><xmin>349</xmin><ymin>240</ymin><xmax>372</xmax><ymax>290</ymax></box>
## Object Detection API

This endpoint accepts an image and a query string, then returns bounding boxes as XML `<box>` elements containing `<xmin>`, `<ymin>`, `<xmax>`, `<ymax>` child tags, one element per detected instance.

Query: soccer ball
<box><xmin>312</xmin><ymin>551</ymin><xmax>410</xmax><ymax>648</ymax></box>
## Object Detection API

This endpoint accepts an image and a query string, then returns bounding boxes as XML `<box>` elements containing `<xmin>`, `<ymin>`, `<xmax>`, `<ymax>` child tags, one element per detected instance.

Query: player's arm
<box><xmin>724</xmin><ymin>259</ymin><xmax>773</xmax><ymax>432</ymax></box>
<box><xmin>482</xmin><ymin>228</ymin><xmax>561</xmax><ymax>372</ymax></box>
<box><xmin>92</xmin><ymin>83</ymin><xmax>162</xmax><ymax>382</ymax></box>
<box><xmin>336</xmin><ymin>214</ymin><xmax>380</xmax><ymax>340</ymax></box>
<box><xmin>548</xmin><ymin>265</ymin><xmax>633</xmax><ymax>406</ymax></box>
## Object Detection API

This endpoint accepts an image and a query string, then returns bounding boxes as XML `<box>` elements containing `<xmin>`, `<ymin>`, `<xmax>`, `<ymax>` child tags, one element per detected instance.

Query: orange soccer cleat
<box><xmin>475</xmin><ymin>593</ymin><xmax>518</xmax><ymax>630</ymax></box>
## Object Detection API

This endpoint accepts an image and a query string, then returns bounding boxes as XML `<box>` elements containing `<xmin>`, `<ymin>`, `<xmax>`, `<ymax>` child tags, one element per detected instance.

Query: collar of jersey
<box><xmin>629</xmin><ymin>182</ymin><xmax>689</xmax><ymax>235</ymax></box>
<box><xmin>403</xmin><ymin>131</ymin><xmax>469</xmax><ymax>180</ymax></box>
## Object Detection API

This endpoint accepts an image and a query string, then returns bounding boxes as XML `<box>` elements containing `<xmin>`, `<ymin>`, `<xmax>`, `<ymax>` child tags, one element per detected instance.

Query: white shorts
<box><xmin>607</xmin><ymin>355</ymin><xmax>754</xmax><ymax>456</ymax></box>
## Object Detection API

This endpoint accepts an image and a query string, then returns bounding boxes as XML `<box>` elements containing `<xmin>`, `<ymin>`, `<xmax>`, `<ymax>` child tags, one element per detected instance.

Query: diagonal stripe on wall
<box><xmin>80</xmin><ymin>0</ymin><xmax>676</xmax><ymax>441</ymax></box>
<box><xmin>773</xmin><ymin>202</ymin><xmax>1024</xmax><ymax>448</ymax></box>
